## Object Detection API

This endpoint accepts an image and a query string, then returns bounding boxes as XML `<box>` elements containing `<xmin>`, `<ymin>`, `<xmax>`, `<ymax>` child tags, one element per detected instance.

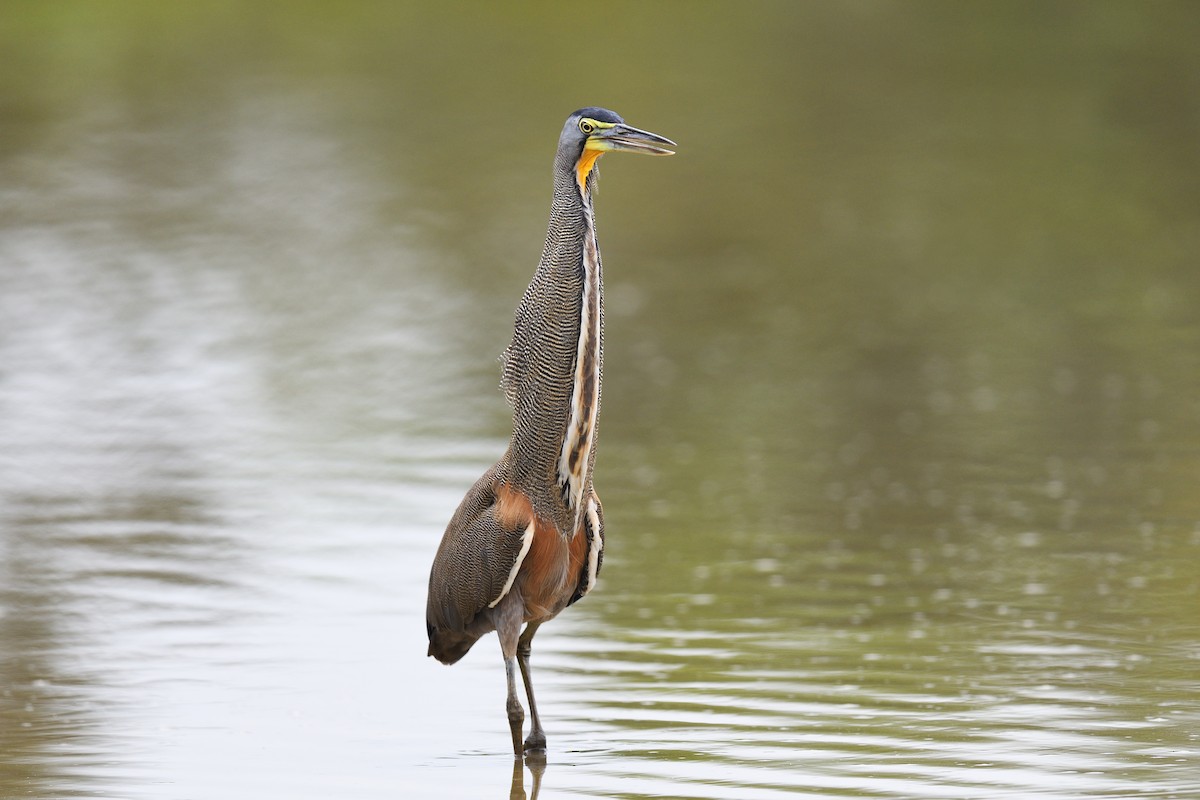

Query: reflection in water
<box><xmin>511</xmin><ymin>756</ymin><xmax>544</xmax><ymax>800</ymax></box>
<box><xmin>1</xmin><ymin>504</ymin><xmax>104</xmax><ymax>798</ymax></box>
<box><xmin>2</xmin><ymin>3</ymin><xmax>1199</xmax><ymax>800</ymax></box>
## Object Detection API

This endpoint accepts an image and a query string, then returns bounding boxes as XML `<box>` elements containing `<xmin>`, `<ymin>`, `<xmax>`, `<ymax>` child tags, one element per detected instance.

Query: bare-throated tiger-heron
<box><xmin>425</xmin><ymin>108</ymin><xmax>674</xmax><ymax>756</ymax></box>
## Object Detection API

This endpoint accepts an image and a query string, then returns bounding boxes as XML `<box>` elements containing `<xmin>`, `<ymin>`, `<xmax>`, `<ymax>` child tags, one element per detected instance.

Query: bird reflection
<box><xmin>508</xmin><ymin>754</ymin><xmax>545</xmax><ymax>800</ymax></box>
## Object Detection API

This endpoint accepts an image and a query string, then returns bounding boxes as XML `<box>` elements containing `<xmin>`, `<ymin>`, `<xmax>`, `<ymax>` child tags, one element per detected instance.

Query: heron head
<box><xmin>559</xmin><ymin>107</ymin><xmax>675</xmax><ymax>191</ymax></box>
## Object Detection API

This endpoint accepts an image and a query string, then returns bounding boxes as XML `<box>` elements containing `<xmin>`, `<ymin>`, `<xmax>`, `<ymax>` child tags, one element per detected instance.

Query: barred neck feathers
<box><xmin>501</xmin><ymin>163</ymin><xmax>603</xmax><ymax>534</ymax></box>
<box><xmin>556</xmin><ymin>174</ymin><xmax>601</xmax><ymax>532</ymax></box>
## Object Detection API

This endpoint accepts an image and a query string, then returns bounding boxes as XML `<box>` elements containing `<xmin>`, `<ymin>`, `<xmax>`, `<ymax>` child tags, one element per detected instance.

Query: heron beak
<box><xmin>588</xmin><ymin>123</ymin><xmax>676</xmax><ymax>156</ymax></box>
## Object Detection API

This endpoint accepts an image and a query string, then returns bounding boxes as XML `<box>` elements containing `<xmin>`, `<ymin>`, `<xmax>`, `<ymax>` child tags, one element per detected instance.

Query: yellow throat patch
<box><xmin>575</xmin><ymin>146</ymin><xmax>605</xmax><ymax>192</ymax></box>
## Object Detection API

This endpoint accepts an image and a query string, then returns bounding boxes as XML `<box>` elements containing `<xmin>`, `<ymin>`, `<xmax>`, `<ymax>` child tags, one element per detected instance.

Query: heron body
<box><xmin>425</xmin><ymin>108</ymin><xmax>674</xmax><ymax>755</ymax></box>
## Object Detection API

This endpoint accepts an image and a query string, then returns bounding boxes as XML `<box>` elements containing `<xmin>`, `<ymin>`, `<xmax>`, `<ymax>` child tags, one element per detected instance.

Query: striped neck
<box><xmin>555</xmin><ymin>181</ymin><xmax>601</xmax><ymax>529</ymax></box>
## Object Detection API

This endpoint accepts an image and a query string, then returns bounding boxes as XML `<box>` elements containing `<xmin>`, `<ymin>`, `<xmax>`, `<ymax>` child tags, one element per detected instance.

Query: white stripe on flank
<box><xmin>487</xmin><ymin>521</ymin><xmax>534</xmax><ymax>608</ymax></box>
<box><xmin>584</xmin><ymin>498</ymin><xmax>601</xmax><ymax>595</ymax></box>
<box><xmin>557</xmin><ymin>199</ymin><xmax>601</xmax><ymax>530</ymax></box>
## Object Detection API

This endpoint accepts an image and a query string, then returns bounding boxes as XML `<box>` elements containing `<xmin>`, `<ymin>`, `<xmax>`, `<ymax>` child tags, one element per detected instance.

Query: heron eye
<box><xmin>579</xmin><ymin>119</ymin><xmax>596</xmax><ymax>134</ymax></box>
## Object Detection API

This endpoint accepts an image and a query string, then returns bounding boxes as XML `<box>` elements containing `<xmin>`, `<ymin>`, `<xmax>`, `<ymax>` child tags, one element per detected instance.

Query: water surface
<box><xmin>2</xmin><ymin>3</ymin><xmax>1198</xmax><ymax>799</ymax></box>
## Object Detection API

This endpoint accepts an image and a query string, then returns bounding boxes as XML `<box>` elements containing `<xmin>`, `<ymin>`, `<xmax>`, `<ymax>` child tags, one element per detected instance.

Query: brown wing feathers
<box><xmin>426</xmin><ymin>469</ymin><xmax>534</xmax><ymax>664</ymax></box>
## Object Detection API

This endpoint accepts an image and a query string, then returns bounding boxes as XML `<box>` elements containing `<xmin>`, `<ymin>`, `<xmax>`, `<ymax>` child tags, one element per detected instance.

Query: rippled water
<box><xmin>3</xmin><ymin>4</ymin><xmax>1199</xmax><ymax>799</ymax></box>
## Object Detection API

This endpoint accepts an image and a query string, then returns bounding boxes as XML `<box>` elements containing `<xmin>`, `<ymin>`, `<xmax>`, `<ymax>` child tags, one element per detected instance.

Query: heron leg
<box><xmin>517</xmin><ymin>621</ymin><xmax>546</xmax><ymax>751</ymax></box>
<box><xmin>504</xmin><ymin>656</ymin><xmax>525</xmax><ymax>757</ymax></box>
<box><xmin>496</xmin><ymin>595</ymin><xmax>525</xmax><ymax>757</ymax></box>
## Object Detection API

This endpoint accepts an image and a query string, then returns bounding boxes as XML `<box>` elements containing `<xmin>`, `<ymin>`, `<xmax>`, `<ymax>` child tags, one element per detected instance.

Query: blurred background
<box><xmin>1</xmin><ymin>2</ymin><xmax>1198</xmax><ymax>798</ymax></box>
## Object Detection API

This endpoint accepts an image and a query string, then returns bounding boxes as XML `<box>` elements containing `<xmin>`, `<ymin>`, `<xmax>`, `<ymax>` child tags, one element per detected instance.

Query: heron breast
<box><xmin>518</xmin><ymin>517</ymin><xmax>592</xmax><ymax>622</ymax></box>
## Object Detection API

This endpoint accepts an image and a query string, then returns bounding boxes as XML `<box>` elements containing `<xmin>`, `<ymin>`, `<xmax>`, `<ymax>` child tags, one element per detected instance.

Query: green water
<box><xmin>2</xmin><ymin>3</ymin><xmax>1198</xmax><ymax>798</ymax></box>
